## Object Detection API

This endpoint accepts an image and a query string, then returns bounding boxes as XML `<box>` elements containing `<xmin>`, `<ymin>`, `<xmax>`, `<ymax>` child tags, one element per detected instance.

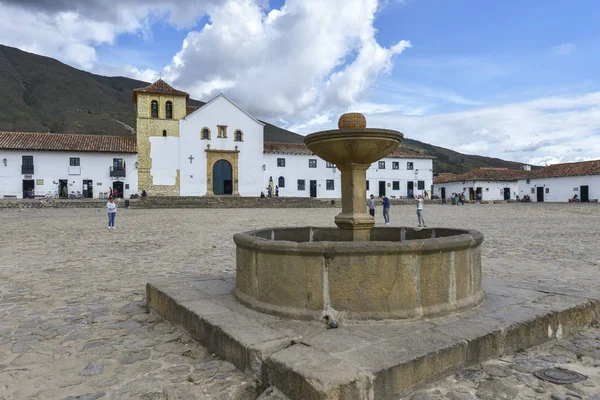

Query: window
<box><xmin>309</xmin><ymin>159</ymin><xmax>317</xmax><ymax>168</ymax></box>
<box><xmin>277</xmin><ymin>158</ymin><xmax>286</xmax><ymax>167</ymax></box>
<box><xmin>201</xmin><ymin>128</ymin><xmax>211</xmax><ymax>140</ymax></box>
<box><xmin>392</xmin><ymin>162</ymin><xmax>399</xmax><ymax>170</ymax></box>
<box><xmin>366</xmin><ymin>180</ymin><xmax>370</xmax><ymax>190</ymax></box>
<box><xmin>407</xmin><ymin>162</ymin><xmax>413</xmax><ymax>170</ymax></box>
<box><xmin>217</xmin><ymin>125</ymin><xmax>227</xmax><ymax>138</ymax></box>
<box><xmin>297</xmin><ymin>179</ymin><xmax>306</xmax><ymax>191</ymax></box>
<box><xmin>165</xmin><ymin>101</ymin><xmax>173</xmax><ymax>119</ymax></box>
<box><xmin>162</xmin><ymin>130</ymin><xmax>167</xmax><ymax>137</ymax></box>
<box><xmin>545</xmin><ymin>188</ymin><xmax>549</xmax><ymax>194</ymax></box>
<box><xmin>151</xmin><ymin>100</ymin><xmax>159</xmax><ymax>118</ymax></box>
<box><xmin>113</xmin><ymin>158</ymin><xmax>124</xmax><ymax>169</ymax></box>
<box><xmin>69</xmin><ymin>157</ymin><xmax>80</xmax><ymax>166</ymax></box>
<box><xmin>393</xmin><ymin>181</ymin><xmax>400</xmax><ymax>190</ymax></box>
<box><xmin>22</xmin><ymin>155</ymin><xmax>34</xmax><ymax>174</ymax></box>
<box><xmin>378</xmin><ymin>161</ymin><xmax>385</xmax><ymax>169</ymax></box>
<box><xmin>278</xmin><ymin>176</ymin><xmax>285</xmax><ymax>188</ymax></box>
<box><xmin>326</xmin><ymin>180</ymin><xmax>334</xmax><ymax>190</ymax></box>
<box><xmin>326</xmin><ymin>162</ymin><xmax>336</xmax><ymax>168</ymax></box>
<box><xmin>234</xmin><ymin>130</ymin><xmax>243</xmax><ymax>142</ymax></box>
<box><xmin>417</xmin><ymin>181</ymin><xmax>425</xmax><ymax>190</ymax></box>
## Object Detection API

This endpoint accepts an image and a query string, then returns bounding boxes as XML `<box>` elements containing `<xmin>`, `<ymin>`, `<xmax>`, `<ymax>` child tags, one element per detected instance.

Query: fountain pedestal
<box><xmin>335</xmin><ymin>163</ymin><xmax>372</xmax><ymax>241</ymax></box>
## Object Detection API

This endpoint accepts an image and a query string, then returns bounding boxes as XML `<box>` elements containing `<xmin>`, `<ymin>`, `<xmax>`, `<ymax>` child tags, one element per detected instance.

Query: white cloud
<box><xmin>165</xmin><ymin>0</ymin><xmax>410</xmax><ymax>121</ymax></box>
<box><xmin>363</xmin><ymin>92</ymin><xmax>600</xmax><ymax>165</ymax></box>
<box><xmin>552</xmin><ymin>43</ymin><xmax>577</xmax><ymax>55</ymax></box>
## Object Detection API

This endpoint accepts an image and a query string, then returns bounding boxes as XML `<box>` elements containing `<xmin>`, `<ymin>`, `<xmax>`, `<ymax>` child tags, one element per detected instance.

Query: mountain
<box><xmin>0</xmin><ymin>44</ymin><xmax>533</xmax><ymax>173</ymax></box>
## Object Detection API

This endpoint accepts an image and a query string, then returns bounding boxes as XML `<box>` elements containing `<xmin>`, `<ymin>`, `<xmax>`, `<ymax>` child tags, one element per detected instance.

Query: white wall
<box><xmin>149</xmin><ymin>136</ymin><xmax>179</xmax><ymax>185</ymax></box>
<box><xmin>263</xmin><ymin>154</ymin><xmax>341</xmax><ymax>198</ymax></box>
<box><xmin>179</xmin><ymin>95</ymin><xmax>264</xmax><ymax>196</ymax></box>
<box><xmin>0</xmin><ymin>150</ymin><xmax>138</xmax><ymax>199</ymax></box>
<box><xmin>517</xmin><ymin>175</ymin><xmax>600</xmax><ymax>202</ymax></box>
<box><xmin>263</xmin><ymin>154</ymin><xmax>433</xmax><ymax>199</ymax></box>
<box><xmin>433</xmin><ymin>180</ymin><xmax>519</xmax><ymax>201</ymax></box>
<box><xmin>366</xmin><ymin>158</ymin><xmax>433</xmax><ymax>198</ymax></box>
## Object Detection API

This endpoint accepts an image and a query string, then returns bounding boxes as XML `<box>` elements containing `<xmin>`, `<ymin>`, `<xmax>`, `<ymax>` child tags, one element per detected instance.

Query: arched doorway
<box><xmin>213</xmin><ymin>159</ymin><xmax>233</xmax><ymax>195</ymax></box>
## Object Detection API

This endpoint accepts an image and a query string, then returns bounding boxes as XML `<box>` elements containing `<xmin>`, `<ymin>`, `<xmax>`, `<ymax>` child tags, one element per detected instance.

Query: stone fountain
<box><xmin>146</xmin><ymin>113</ymin><xmax>597</xmax><ymax>398</ymax></box>
<box><xmin>234</xmin><ymin>113</ymin><xmax>484</xmax><ymax>322</ymax></box>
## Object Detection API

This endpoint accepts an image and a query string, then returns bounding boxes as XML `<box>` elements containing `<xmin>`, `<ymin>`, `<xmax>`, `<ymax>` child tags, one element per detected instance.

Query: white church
<box><xmin>0</xmin><ymin>79</ymin><xmax>434</xmax><ymax>199</ymax></box>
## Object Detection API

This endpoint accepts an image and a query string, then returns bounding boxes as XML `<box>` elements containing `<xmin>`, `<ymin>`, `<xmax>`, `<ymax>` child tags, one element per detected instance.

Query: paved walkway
<box><xmin>0</xmin><ymin>203</ymin><xmax>599</xmax><ymax>399</ymax></box>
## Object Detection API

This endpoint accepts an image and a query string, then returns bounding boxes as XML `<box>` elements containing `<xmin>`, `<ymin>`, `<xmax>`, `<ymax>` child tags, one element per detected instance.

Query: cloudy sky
<box><xmin>1</xmin><ymin>0</ymin><xmax>599</xmax><ymax>165</ymax></box>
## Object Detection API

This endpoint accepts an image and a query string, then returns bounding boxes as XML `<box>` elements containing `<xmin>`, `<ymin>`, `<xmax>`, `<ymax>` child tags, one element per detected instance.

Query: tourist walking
<box><xmin>107</xmin><ymin>196</ymin><xmax>117</xmax><ymax>230</ymax></box>
<box><xmin>275</xmin><ymin>185</ymin><xmax>279</xmax><ymax>197</ymax></box>
<box><xmin>367</xmin><ymin>194</ymin><xmax>375</xmax><ymax>217</ymax></box>
<box><xmin>416</xmin><ymin>195</ymin><xmax>426</xmax><ymax>227</ymax></box>
<box><xmin>380</xmin><ymin>195</ymin><xmax>390</xmax><ymax>225</ymax></box>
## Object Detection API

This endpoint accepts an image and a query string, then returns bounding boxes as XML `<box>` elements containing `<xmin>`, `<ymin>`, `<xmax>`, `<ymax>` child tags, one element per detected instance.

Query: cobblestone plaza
<box><xmin>1</xmin><ymin>204</ymin><xmax>599</xmax><ymax>399</ymax></box>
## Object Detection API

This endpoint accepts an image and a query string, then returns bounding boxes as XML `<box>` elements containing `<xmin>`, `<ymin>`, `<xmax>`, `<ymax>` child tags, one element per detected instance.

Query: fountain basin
<box><xmin>234</xmin><ymin>227</ymin><xmax>484</xmax><ymax>321</ymax></box>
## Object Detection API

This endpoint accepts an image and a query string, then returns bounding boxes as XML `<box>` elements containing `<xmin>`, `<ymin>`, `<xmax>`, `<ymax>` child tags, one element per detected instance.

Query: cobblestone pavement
<box><xmin>0</xmin><ymin>203</ymin><xmax>599</xmax><ymax>399</ymax></box>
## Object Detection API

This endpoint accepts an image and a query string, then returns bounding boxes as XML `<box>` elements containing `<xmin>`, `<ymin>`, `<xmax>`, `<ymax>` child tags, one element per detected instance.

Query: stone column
<box><xmin>334</xmin><ymin>163</ymin><xmax>373</xmax><ymax>241</ymax></box>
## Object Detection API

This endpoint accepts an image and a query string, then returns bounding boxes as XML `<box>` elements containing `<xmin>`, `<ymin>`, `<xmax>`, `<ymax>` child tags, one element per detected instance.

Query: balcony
<box><xmin>22</xmin><ymin>165</ymin><xmax>34</xmax><ymax>175</ymax></box>
<box><xmin>110</xmin><ymin>166</ymin><xmax>126</xmax><ymax>177</ymax></box>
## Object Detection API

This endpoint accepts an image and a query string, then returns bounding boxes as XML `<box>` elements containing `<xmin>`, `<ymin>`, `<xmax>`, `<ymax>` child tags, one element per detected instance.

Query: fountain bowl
<box><xmin>234</xmin><ymin>226</ymin><xmax>484</xmax><ymax>321</ymax></box>
<box><xmin>304</xmin><ymin>128</ymin><xmax>403</xmax><ymax>166</ymax></box>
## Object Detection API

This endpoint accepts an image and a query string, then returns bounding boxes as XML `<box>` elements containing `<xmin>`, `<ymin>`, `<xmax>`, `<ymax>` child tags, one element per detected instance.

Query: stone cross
<box><xmin>188</xmin><ymin>155</ymin><xmax>194</xmax><ymax>164</ymax></box>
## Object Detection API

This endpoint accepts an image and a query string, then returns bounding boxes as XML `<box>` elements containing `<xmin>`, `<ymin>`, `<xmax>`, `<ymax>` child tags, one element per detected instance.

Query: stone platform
<box><xmin>147</xmin><ymin>276</ymin><xmax>600</xmax><ymax>400</ymax></box>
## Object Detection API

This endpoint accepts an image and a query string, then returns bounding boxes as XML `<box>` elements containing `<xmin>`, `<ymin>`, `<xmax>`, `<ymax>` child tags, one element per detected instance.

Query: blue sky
<box><xmin>1</xmin><ymin>0</ymin><xmax>599</xmax><ymax>165</ymax></box>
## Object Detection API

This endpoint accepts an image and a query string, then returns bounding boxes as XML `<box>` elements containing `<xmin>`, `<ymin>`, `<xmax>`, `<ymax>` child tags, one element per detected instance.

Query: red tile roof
<box><xmin>263</xmin><ymin>142</ymin><xmax>434</xmax><ymax>159</ymax></box>
<box><xmin>434</xmin><ymin>168</ymin><xmax>534</xmax><ymax>184</ymax></box>
<box><xmin>0</xmin><ymin>132</ymin><xmax>137</xmax><ymax>153</ymax></box>
<box><xmin>388</xmin><ymin>148</ymin><xmax>434</xmax><ymax>159</ymax></box>
<box><xmin>264</xmin><ymin>142</ymin><xmax>314</xmax><ymax>155</ymax></box>
<box><xmin>132</xmin><ymin>79</ymin><xmax>190</xmax><ymax>103</ymax></box>
<box><xmin>186</xmin><ymin>105</ymin><xmax>200</xmax><ymax>115</ymax></box>
<box><xmin>532</xmin><ymin>159</ymin><xmax>600</xmax><ymax>179</ymax></box>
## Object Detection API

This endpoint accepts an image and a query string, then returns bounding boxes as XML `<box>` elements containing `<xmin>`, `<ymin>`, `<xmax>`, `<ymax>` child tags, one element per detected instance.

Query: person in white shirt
<box><xmin>416</xmin><ymin>195</ymin><xmax>426</xmax><ymax>227</ymax></box>
<box><xmin>107</xmin><ymin>196</ymin><xmax>117</xmax><ymax>229</ymax></box>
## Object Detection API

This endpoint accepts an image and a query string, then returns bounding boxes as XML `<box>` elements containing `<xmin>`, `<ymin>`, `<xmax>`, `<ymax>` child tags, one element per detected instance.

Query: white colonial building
<box><xmin>0</xmin><ymin>132</ymin><xmax>137</xmax><ymax>199</ymax></box>
<box><xmin>433</xmin><ymin>160</ymin><xmax>600</xmax><ymax>203</ymax></box>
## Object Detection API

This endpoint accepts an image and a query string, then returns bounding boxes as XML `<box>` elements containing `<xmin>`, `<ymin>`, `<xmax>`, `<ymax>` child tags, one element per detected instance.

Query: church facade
<box><xmin>133</xmin><ymin>79</ymin><xmax>434</xmax><ymax>198</ymax></box>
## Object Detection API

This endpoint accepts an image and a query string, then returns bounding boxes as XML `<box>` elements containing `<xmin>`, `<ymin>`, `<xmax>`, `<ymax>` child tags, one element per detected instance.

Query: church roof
<box><xmin>132</xmin><ymin>79</ymin><xmax>190</xmax><ymax>103</ymax></box>
<box><xmin>0</xmin><ymin>132</ymin><xmax>137</xmax><ymax>153</ymax></box>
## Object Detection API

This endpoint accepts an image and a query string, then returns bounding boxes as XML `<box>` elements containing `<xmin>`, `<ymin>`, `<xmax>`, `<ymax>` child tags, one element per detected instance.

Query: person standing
<box><xmin>107</xmin><ymin>196</ymin><xmax>117</xmax><ymax>230</ymax></box>
<box><xmin>380</xmin><ymin>195</ymin><xmax>390</xmax><ymax>225</ymax></box>
<box><xmin>416</xmin><ymin>195</ymin><xmax>426</xmax><ymax>227</ymax></box>
<box><xmin>367</xmin><ymin>194</ymin><xmax>375</xmax><ymax>217</ymax></box>
<box><xmin>275</xmin><ymin>185</ymin><xmax>279</xmax><ymax>197</ymax></box>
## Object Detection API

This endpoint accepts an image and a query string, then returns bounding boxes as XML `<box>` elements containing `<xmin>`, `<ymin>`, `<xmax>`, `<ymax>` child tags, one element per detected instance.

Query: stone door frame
<box><xmin>206</xmin><ymin>149</ymin><xmax>240</xmax><ymax>196</ymax></box>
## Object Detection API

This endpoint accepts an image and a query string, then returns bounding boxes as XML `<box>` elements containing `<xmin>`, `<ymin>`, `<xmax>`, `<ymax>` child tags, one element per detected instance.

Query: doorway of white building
<box><xmin>441</xmin><ymin>187</ymin><xmax>446</xmax><ymax>201</ymax></box>
<box><xmin>536</xmin><ymin>187</ymin><xmax>544</xmax><ymax>202</ymax></box>
<box><xmin>112</xmin><ymin>182</ymin><xmax>124</xmax><ymax>198</ymax></box>
<box><xmin>580</xmin><ymin>186</ymin><xmax>589</xmax><ymax>202</ymax></box>
<box><xmin>213</xmin><ymin>159</ymin><xmax>233</xmax><ymax>195</ymax></box>
<box><xmin>58</xmin><ymin>179</ymin><xmax>68</xmax><ymax>199</ymax></box>
<box><xmin>309</xmin><ymin>180</ymin><xmax>317</xmax><ymax>197</ymax></box>
<box><xmin>22</xmin><ymin>179</ymin><xmax>34</xmax><ymax>198</ymax></box>
<box><xmin>503</xmin><ymin>188</ymin><xmax>510</xmax><ymax>200</ymax></box>
<box><xmin>83</xmin><ymin>180</ymin><xmax>93</xmax><ymax>198</ymax></box>
<box><xmin>407</xmin><ymin>181</ymin><xmax>414</xmax><ymax>198</ymax></box>
<box><xmin>379</xmin><ymin>181</ymin><xmax>386</xmax><ymax>197</ymax></box>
